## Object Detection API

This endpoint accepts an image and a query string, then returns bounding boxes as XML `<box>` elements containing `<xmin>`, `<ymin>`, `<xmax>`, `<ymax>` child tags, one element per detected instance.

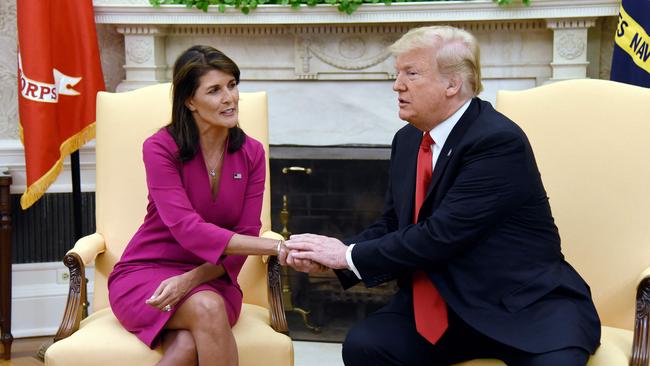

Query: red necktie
<box><xmin>412</xmin><ymin>131</ymin><xmax>448</xmax><ymax>344</ymax></box>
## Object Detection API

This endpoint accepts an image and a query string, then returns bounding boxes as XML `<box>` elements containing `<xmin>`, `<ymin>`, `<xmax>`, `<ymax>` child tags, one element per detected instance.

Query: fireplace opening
<box><xmin>270</xmin><ymin>147</ymin><xmax>397</xmax><ymax>342</ymax></box>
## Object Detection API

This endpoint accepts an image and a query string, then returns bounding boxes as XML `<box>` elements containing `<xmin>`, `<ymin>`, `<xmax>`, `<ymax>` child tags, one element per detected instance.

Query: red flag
<box><xmin>17</xmin><ymin>0</ymin><xmax>105</xmax><ymax>209</ymax></box>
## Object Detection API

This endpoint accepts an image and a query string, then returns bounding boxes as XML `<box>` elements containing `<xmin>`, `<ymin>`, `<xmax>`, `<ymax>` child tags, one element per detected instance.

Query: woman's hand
<box><xmin>146</xmin><ymin>273</ymin><xmax>195</xmax><ymax>312</ymax></box>
<box><xmin>286</xmin><ymin>250</ymin><xmax>329</xmax><ymax>273</ymax></box>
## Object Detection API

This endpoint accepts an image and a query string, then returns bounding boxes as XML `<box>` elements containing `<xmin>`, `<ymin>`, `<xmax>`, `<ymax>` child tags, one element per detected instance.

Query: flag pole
<box><xmin>70</xmin><ymin>150</ymin><xmax>88</xmax><ymax>320</ymax></box>
<box><xmin>70</xmin><ymin>151</ymin><xmax>82</xmax><ymax>241</ymax></box>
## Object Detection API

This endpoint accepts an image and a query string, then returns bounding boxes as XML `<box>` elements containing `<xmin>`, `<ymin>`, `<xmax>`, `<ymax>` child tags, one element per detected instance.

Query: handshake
<box><xmin>277</xmin><ymin>233</ymin><xmax>350</xmax><ymax>273</ymax></box>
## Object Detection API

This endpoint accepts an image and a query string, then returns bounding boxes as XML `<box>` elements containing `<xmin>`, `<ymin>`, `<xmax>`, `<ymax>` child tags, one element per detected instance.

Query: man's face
<box><xmin>393</xmin><ymin>47</ymin><xmax>450</xmax><ymax>131</ymax></box>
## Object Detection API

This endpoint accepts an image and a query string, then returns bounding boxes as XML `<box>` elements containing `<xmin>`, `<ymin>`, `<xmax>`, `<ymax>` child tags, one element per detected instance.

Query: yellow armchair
<box><xmin>456</xmin><ymin>79</ymin><xmax>650</xmax><ymax>366</ymax></box>
<box><xmin>44</xmin><ymin>83</ymin><xmax>294</xmax><ymax>366</ymax></box>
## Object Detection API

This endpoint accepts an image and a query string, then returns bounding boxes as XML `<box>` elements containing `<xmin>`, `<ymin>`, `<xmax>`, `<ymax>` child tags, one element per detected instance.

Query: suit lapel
<box><xmin>400</xmin><ymin>126</ymin><xmax>423</xmax><ymax>226</ymax></box>
<box><xmin>422</xmin><ymin>99</ymin><xmax>481</xmax><ymax>213</ymax></box>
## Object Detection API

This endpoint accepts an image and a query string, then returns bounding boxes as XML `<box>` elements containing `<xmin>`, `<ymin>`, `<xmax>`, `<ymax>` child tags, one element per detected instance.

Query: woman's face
<box><xmin>185</xmin><ymin>69</ymin><xmax>239</xmax><ymax>132</ymax></box>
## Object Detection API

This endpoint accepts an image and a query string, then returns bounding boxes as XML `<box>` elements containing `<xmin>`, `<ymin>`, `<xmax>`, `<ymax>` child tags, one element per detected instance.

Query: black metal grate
<box><xmin>11</xmin><ymin>192</ymin><xmax>96</xmax><ymax>263</ymax></box>
<box><xmin>270</xmin><ymin>158</ymin><xmax>389</xmax><ymax>239</ymax></box>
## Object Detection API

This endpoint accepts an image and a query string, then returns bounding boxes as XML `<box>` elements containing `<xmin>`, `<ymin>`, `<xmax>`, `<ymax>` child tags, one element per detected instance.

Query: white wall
<box><xmin>11</xmin><ymin>263</ymin><xmax>95</xmax><ymax>337</ymax></box>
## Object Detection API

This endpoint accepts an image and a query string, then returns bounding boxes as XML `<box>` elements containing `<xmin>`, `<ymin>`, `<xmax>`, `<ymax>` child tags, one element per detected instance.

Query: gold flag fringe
<box><xmin>20</xmin><ymin>122</ymin><xmax>96</xmax><ymax>210</ymax></box>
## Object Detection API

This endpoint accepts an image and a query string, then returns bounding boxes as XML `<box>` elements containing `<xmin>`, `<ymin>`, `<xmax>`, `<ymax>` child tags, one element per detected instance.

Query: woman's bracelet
<box><xmin>275</xmin><ymin>239</ymin><xmax>285</xmax><ymax>256</ymax></box>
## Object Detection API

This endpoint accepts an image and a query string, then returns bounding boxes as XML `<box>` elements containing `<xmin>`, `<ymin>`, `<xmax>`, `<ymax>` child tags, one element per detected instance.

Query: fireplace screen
<box><xmin>270</xmin><ymin>156</ymin><xmax>396</xmax><ymax>342</ymax></box>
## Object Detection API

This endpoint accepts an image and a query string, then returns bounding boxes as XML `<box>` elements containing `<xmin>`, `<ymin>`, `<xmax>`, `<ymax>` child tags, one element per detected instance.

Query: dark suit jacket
<box><xmin>337</xmin><ymin>98</ymin><xmax>600</xmax><ymax>354</ymax></box>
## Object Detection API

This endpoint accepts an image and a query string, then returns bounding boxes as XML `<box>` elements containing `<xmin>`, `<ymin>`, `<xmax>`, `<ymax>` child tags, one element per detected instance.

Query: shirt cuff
<box><xmin>346</xmin><ymin>243</ymin><xmax>362</xmax><ymax>280</ymax></box>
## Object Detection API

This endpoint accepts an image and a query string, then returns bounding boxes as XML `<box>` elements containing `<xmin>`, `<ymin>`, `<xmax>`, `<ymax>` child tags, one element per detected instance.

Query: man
<box><xmin>283</xmin><ymin>26</ymin><xmax>600</xmax><ymax>365</ymax></box>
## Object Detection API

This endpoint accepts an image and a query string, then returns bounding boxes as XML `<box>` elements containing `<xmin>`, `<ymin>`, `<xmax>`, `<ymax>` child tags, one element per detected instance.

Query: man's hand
<box><xmin>278</xmin><ymin>239</ymin><xmax>328</xmax><ymax>273</ymax></box>
<box><xmin>286</xmin><ymin>233</ymin><xmax>349</xmax><ymax>270</ymax></box>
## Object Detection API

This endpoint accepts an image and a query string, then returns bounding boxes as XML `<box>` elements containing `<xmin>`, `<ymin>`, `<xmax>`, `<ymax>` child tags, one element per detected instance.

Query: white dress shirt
<box><xmin>346</xmin><ymin>99</ymin><xmax>472</xmax><ymax>279</ymax></box>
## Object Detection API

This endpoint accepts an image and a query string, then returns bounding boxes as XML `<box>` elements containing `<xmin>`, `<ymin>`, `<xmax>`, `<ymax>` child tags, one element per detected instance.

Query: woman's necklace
<box><xmin>207</xmin><ymin>144</ymin><xmax>226</xmax><ymax>179</ymax></box>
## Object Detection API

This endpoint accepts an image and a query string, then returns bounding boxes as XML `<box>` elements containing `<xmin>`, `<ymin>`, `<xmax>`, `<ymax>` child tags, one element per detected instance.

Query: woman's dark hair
<box><xmin>167</xmin><ymin>45</ymin><xmax>245</xmax><ymax>162</ymax></box>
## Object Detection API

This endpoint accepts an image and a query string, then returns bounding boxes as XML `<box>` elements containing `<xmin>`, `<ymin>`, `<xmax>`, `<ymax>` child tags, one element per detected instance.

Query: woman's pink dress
<box><xmin>108</xmin><ymin>128</ymin><xmax>265</xmax><ymax>348</ymax></box>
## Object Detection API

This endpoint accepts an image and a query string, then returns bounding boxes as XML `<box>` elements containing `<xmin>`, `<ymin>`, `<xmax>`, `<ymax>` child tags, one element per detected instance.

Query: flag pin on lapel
<box><xmin>234</xmin><ymin>173</ymin><xmax>242</xmax><ymax>180</ymax></box>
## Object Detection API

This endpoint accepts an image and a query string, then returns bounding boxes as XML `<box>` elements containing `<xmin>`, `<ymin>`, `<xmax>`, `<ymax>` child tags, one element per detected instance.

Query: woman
<box><xmin>108</xmin><ymin>45</ymin><xmax>283</xmax><ymax>366</ymax></box>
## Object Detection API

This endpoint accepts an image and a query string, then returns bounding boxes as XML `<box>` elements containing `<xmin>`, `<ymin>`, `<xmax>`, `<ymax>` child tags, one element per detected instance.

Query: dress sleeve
<box><xmin>221</xmin><ymin>141</ymin><xmax>266</xmax><ymax>283</ymax></box>
<box><xmin>143</xmin><ymin>136</ymin><xmax>235</xmax><ymax>264</ymax></box>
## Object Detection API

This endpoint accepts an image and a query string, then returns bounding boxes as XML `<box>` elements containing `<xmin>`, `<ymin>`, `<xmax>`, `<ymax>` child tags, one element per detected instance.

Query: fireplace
<box><xmin>270</xmin><ymin>147</ymin><xmax>398</xmax><ymax>341</ymax></box>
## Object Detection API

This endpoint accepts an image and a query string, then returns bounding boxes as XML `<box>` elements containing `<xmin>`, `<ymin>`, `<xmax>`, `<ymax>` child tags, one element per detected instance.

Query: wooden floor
<box><xmin>0</xmin><ymin>337</ymin><xmax>49</xmax><ymax>366</ymax></box>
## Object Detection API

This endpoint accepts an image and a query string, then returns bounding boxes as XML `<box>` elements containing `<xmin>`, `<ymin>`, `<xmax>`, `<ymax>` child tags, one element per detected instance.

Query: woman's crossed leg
<box><xmin>156</xmin><ymin>291</ymin><xmax>237</xmax><ymax>366</ymax></box>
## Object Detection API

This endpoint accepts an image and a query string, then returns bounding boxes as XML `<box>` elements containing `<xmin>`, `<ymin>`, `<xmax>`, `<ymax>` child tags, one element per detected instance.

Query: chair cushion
<box><xmin>452</xmin><ymin>326</ymin><xmax>631</xmax><ymax>366</ymax></box>
<box><xmin>45</xmin><ymin>304</ymin><xmax>293</xmax><ymax>366</ymax></box>
<box><xmin>586</xmin><ymin>326</ymin><xmax>632</xmax><ymax>366</ymax></box>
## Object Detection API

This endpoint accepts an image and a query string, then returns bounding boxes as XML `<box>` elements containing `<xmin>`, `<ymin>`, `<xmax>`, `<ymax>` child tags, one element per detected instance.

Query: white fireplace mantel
<box><xmin>93</xmin><ymin>0</ymin><xmax>619</xmax><ymax>24</ymax></box>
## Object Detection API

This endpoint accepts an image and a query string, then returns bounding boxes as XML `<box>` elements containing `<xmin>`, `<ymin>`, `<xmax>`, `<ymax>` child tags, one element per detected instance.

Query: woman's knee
<box><xmin>186</xmin><ymin>292</ymin><xmax>230</xmax><ymax>328</ymax></box>
<box><xmin>195</xmin><ymin>292</ymin><xmax>227</xmax><ymax>315</ymax></box>
<box><xmin>167</xmin><ymin>291</ymin><xmax>231</xmax><ymax>332</ymax></box>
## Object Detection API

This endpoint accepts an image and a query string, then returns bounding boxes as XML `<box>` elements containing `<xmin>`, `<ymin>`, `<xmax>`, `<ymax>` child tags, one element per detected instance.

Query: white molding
<box><xmin>0</xmin><ymin>139</ymin><xmax>97</xmax><ymax>194</ymax></box>
<box><xmin>11</xmin><ymin>262</ymin><xmax>95</xmax><ymax>338</ymax></box>
<box><xmin>93</xmin><ymin>0</ymin><xmax>619</xmax><ymax>25</ymax></box>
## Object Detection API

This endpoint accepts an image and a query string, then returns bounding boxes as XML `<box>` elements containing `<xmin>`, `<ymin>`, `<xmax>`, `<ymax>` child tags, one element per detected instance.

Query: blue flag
<box><xmin>611</xmin><ymin>0</ymin><xmax>650</xmax><ymax>87</ymax></box>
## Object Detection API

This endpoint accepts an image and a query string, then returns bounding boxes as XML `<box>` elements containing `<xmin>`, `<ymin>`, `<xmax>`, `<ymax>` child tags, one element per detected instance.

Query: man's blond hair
<box><xmin>389</xmin><ymin>26</ymin><xmax>483</xmax><ymax>98</ymax></box>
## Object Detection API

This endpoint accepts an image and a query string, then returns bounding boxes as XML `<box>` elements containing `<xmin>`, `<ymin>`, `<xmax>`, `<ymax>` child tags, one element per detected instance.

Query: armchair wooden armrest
<box><xmin>632</xmin><ymin>266</ymin><xmax>650</xmax><ymax>366</ymax></box>
<box><xmin>261</xmin><ymin>230</ymin><xmax>289</xmax><ymax>334</ymax></box>
<box><xmin>53</xmin><ymin>233</ymin><xmax>106</xmax><ymax>342</ymax></box>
